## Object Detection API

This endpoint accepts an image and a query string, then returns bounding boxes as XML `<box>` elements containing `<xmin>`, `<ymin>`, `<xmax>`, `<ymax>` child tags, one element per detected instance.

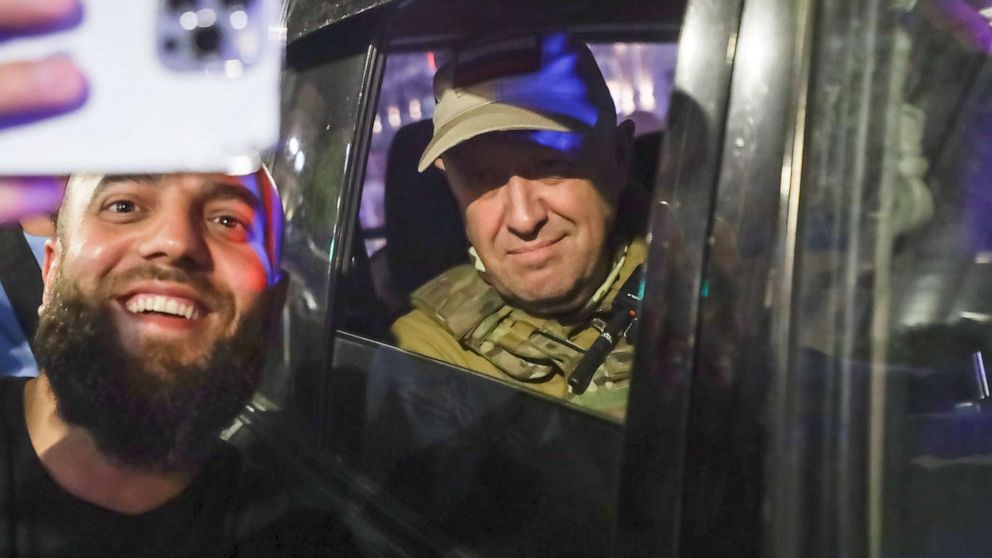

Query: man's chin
<box><xmin>112</xmin><ymin>306</ymin><xmax>222</xmax><ymax>356</ymax></box>
<box><xmin>502</xmin><ymin>283</ymin><xmax>586</xmax><ymax>316</ymax></box>
<box><xmin>35</xmin><ymin>278</ymin><xmax>267</xmax><ymax>473</ymax></box>
<box><xmin>122</xmin><ymin>340</ymin><xmax>213</xmax><ymax>378</ymax></box>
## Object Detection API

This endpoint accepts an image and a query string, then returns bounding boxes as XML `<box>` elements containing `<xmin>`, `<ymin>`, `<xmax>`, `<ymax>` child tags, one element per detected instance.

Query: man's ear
<box><xmin>39</xmin><ymin>238</ymin><xmax>61</xmax><ymax>314</ymax></box>
<box><xmin>433</xmin><ymin>158</ymin><xmax>446</xmax><ymax>172</ymax></box>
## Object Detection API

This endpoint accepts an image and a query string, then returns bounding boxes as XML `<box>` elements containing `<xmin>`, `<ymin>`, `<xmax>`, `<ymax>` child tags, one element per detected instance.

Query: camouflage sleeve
<box><xmin>391</xmin><ymin>309</ymin><xmax>501</xmax><ymax>375</ymax></box>
<box><xmin>391</xmin><ymin>309</ymin><xmax>568</xmax><ymax>401</ymax></box>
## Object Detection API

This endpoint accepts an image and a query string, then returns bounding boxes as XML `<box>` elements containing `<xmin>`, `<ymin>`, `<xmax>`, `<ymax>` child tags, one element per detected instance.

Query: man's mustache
<box><xmin>96</xmin><ymin>265</ymin><xmax>232</xmax><ymax>312</ymax></box>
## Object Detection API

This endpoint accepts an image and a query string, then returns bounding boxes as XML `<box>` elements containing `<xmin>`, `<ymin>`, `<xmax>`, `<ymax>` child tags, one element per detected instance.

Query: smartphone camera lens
<box><xmin>193</xmin><ymin>26</ymin><xmax>222</xmax><ymax>56</ymax></box>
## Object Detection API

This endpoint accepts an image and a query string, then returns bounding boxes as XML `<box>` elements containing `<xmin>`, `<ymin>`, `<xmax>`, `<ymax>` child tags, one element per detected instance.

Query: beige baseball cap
<box><xmin>418</xmin><ymin>33</ymin><xmax>617</xmax><ymax>172</ymax></box>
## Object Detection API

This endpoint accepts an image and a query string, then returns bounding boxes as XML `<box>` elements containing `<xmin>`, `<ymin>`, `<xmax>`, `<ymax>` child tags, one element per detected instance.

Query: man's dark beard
<box><xmin>34</xmin><ymin>272</ymin><xmax>268</xmax><ymax>474</ymax></box>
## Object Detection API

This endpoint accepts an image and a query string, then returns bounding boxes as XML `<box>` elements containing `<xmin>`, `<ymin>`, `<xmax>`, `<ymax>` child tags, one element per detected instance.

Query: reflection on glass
<box><xmin>793</xmin><ymin>0</ymin><xmax>992</xmax><ymax>555</ymax></box>
<box><xmin>260</xmin><ymin>45</ymin><xmax>373</xmax><ymax>410</ymax></box>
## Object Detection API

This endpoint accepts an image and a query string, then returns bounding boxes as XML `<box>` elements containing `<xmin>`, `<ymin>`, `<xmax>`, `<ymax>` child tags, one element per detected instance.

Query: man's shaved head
<box><xmin>55</xmin><ymin>173</ymin><xmax>100</xmax><ymax>240</ymax></box>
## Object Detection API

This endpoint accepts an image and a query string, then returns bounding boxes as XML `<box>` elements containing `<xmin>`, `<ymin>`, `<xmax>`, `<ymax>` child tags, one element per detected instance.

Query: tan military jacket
<box><xmin>391</xmin><ymin>238</ymin><xmax>646</xmax><ymax>420</ymax></box>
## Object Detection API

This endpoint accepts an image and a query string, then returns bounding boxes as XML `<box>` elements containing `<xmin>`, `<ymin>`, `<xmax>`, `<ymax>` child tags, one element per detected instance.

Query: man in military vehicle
<box><xmin>392</xmin><ymin>33</ymin><xmax>645</xmax><ymax>419</ymax></box>
<box><xmin>0</xmin><ymin>172</ymin><xmax>356</xmax><ymax>556</ymax></box>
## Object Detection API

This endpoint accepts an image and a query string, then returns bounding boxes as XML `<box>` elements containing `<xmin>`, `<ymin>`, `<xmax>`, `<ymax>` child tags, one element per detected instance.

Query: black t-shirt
<box><xmin>0</xmin><ymin>378</ymin><xmax>358</xmax><ymax>557</ymax></box>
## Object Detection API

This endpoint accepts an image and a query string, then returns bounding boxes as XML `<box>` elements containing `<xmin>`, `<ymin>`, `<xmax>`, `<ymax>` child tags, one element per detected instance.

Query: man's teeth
<box><xmin>125</xmin><ymin>295</ymin><xmax>199</xmax><ymax>320</ymax></box>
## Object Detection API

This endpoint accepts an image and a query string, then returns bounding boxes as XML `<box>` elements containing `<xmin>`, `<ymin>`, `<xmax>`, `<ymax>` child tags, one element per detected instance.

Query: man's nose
<box><xmin>136</xmin><ymin>211</ymin><xmax>210</xmax><ymax>269</ymax></box>
<box><xmin>503</xmin><ymin>176</ymin><xmax>548</xmax><ymax>237</ymax></box>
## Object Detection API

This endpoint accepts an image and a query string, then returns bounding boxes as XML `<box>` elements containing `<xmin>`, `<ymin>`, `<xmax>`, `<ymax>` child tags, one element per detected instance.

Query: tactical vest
<box><xmin>410</xmin><ymin>239</ymin><xmax>646</xmax><ymax>417</ymax></box>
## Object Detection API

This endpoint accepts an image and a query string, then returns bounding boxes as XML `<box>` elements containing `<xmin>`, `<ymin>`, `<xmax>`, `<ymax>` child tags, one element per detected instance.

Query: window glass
<box><xmin>259</xmin><ymin>26</ymin><xmax>382</xmax><ymax>413</ymax></box>
<box><xmin>350</xmin><ymin>38</ymin><xmax>678</xmax><ymax>421</ymax></box>
<box><xmin>328</xmin><ymin>332</ymin><xmax>628</xmax><ymax>556</ymax></box>
<box><xmin>360</xmin><ymin>43</ymin><xmax>677</xmax><ymax>258</ymax></box>
<box><xmin>792</xmin><ymin>1</ymin><xmax>992</xmax><ymax>555</ymax></box>
<box><xmin>305</xmin><ymin>1</ymin><xmax>692</xmax><ymax>552</ymax></box>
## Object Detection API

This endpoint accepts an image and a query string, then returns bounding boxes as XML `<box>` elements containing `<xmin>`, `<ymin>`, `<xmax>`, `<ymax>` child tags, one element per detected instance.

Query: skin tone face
<box><xmin>41</xmin><ymin>173</ymin><xmax>274</xmax><ymax>372</ymax></box>
<box><xmin>439</xmin><ymin>122</ymin><xmax>634</xmax><ymax>315</ymax></box>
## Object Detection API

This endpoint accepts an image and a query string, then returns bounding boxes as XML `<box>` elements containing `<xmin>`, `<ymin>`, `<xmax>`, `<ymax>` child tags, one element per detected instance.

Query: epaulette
<box><xmin>410</xmin><ymin>264</ymin><xmax>504</xmax><ymax>339</ymax></box>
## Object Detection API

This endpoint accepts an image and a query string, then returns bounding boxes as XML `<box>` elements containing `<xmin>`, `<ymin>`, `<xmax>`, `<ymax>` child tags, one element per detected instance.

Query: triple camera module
<box><xmin>159</xmin><ymin>0</ymin><xmax>263</xmax><ymax>75</ymax></box>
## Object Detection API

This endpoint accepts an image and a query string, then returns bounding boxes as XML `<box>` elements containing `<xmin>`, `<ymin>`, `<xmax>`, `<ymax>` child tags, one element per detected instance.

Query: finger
<box><xmin>0</xmin><ymin>0</ymin><xmax>79</xmax><ymax>30</ymax></box>
<box><xmin>0</xmin><ymin>177</ymin><xmax>65</xmax><ymax>225</ymax></box>
<box><xmin>0</xmin><ymin>56</ymin><xmax>86</xmax><ymax>117</ymax></box>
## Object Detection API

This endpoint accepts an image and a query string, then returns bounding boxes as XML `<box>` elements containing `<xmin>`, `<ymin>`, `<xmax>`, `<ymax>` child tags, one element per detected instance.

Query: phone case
<box><xmin>0</xmin><ymin>0</ymin><xmax>283</xmax><ymax>175</ymax></box>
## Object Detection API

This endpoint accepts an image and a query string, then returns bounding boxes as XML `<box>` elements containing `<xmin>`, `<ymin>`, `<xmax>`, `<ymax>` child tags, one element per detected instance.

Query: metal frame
<box><xmin>615</xmin><ymin>0</ymin><xmax>746</xmax><ymax>555</ymax></box>
<box><xmin>284</xmin><ymin>0</ymin><xmax>399</xmax><ymax>42</ymax></box>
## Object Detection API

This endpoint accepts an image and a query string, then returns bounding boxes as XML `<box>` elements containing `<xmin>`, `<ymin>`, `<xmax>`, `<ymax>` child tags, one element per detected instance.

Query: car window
<box><xmin>343</xmin><ymin>39</ymin><xmax>678</xmax><ymax>423</ymax></box>
<box><xmin>240</xmin><ymin>0</ymin><xmax>992</xmax><ymax>555</ymax></box>
<box><xmin>260</xmin><ymin>15</ymin><xmax>388</xmax><ymax>413</ymax></box>
<box><xmin>297</xmin><ymin>0</ymin><xmax>694</xmax><ymax>553</ymax></box>
<box><xmin>699</xmin><ymin>0</ymin><xmax>992</xmax><ymax>555</ymax></box>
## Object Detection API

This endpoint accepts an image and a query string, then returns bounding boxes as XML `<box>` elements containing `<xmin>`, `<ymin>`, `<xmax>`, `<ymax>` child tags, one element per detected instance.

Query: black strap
<box><xmin>0</xmin><ymin>226</ymin><xmax>43</xmax><ymax>351</ymax></box>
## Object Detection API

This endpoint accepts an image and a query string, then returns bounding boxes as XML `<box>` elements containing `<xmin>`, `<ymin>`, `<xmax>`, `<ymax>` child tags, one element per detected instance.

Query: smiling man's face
<box><xmin>44</xmin><ymin>173</ymin><xmax>274</xmax><ymax>372</ymax></box>
<box><xmin>33</xmin><ymin>172</ymin><xmax>283</xmax><ymax>471</ymax></box>
<box><xmin>442</xmin><ymin>126</ymin><xmax>632</xmax><ymax>315</ymax></box>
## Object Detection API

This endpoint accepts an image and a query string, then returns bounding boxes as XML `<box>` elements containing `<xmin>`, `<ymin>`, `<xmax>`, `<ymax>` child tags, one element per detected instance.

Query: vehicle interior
<box><xmin>3</xmin><ymin>0</ymin><xmax>992</xmax><ymax>556</ymax></box>
<box><xmin>251</xmin><ymin>0</ymin><xmax>698</xmax><ymax>555</ymax></box>
<box><xmin>260</xmin><ymin>0</ymin><xmax>992</xmax><ymax>555</ymax></box>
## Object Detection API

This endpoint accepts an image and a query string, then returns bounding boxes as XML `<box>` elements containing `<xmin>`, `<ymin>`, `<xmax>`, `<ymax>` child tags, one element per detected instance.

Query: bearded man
<box><xmin>0</xmin><ymin>172</ymin><xmax>355</xmax><ymax>556</ymax></box>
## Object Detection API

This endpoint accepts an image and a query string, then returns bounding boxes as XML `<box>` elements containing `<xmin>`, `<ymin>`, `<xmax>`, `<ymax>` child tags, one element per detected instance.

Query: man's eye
<box><xmin>109</xmin><ymin>200</ymin><xmax>137</xmax><ymax>213</ymax></box>
<box><xmin>216</xmin><ymin>215</ymin><xmax>244</xmax><ymax>229</ymax></box>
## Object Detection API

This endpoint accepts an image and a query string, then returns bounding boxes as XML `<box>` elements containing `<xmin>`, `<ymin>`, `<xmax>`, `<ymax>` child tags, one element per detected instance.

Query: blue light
<box><xmin>492</xmin><ymin>32</ymin><xmax>603</xmax><ymax>128</ymax></box>
<box><xmin>525</xmin><ymin>130</ymin><xmax>583</xmax><ymax>154</ymax></box>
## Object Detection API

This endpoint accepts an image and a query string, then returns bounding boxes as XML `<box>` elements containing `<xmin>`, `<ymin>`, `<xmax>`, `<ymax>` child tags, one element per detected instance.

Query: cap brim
<box><xmin>417</xmin><ymin>103</ymin><xmax>586</xmax><ymax>172</ymax></box>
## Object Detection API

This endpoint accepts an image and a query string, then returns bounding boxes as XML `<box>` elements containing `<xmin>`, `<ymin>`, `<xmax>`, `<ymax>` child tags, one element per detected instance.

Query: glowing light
<box><xmin>373</xmin><ymin>115</ymin><xmax>383</xmax><ymax>134</ymax></box>
<box><xmin>638</xmin><ymin>80</ymin><xmax>656</xmax><ymax>112</ymax></box>
<box><xmin>525</xmin><ymin>130</ymin><xmax>583</xmax><ymax>154</ymax></box>
<box><xmin>606</xmin><ymin>79</ymin><xmax>622</xmax><ymax>115</ymax></box>
<box><xmin>620</xmin><ymin>83</ymin><xmax>636</xmax><ymax>115</ymax></box>
<box><xmin>409</xmin><ymin>98</ymin><xmax>422</xmax><ymax>120</ymax></box>
<box><xmin>293</xmin><ymin>151</ymin><xmax>306</xmax><ymax>173</ymax></box>
<box><xmin>223</xmin><ymin>59</ymin><xmax>244</xmax><ymax>78</ymax></box>
<box><xmin>287</xmin><ymin>137</ymin><xmax>300</xmax><ymax>155</ymax></box>
<box><xmin>225</xmin><ymin>155</ymin><xmax>258</xmax><ymax>175</ymax></box>
<box><xmin>230</xmin><ymin>9</ymin><xmax>249</xmax><ymax>30</ymax></box>
<box><xmin>196</xmin><ymin>9</ymin><xmax>217</xmax><ymax>27</ymax></box>
<box><xmin>180</xmin><ymin>11</ymin><xmax>198</xmax><ymax>30</ymax></box>
<box><xmin>268</xmin><ymin>24</ymin><xmax>287</xmax><ymax>43</ymax></box>
<box><xmin>387</xmin><ymin>106</ymin><xmax>401</xmax><ymax>128</ymax></box>
<box><xmin>238</xmin><ymin>33</ymin><xmax>260</xmax><ymax>61</ymax></box>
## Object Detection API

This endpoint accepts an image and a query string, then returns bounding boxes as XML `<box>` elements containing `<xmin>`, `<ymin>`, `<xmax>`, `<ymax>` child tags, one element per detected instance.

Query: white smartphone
<box><xmin>0</xmin><ymin>0</ymin><xmax>284</xmax><ymax>175</ymax></box>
